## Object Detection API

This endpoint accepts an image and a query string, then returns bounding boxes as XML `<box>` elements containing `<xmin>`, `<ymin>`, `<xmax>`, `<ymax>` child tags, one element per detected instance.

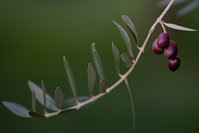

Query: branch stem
<box><xmin>44</xmin><ymin>0</ymin><xmax>175</xmax><ymax>118</ymax></box>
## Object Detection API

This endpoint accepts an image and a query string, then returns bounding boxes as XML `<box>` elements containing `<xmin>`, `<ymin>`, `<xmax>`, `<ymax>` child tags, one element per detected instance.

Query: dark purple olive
<box><xmin>157</xmin><ymin>33</ymin><xmax>170</xmax><ymax>49</ymax></box>
<box><xmin>152</xmin><ymin>39</ymin><xmax>164</xmax><ymax>54</ymax></box>
<box><xmin>164</xmin><ymin>41</ymin><xmax>178</xmax><ymax>59</ymax></box>
<box><xmin>168</xmin><ymin>57</ymin><xmax>180</xmax><ymax>71</ymax></box>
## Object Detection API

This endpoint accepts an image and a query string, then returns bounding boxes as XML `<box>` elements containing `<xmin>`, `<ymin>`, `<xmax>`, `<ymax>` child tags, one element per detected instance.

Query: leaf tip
<box><xmin>91</xmin><ymin>43</ymin><xmax>95</xmax><ymax>48</ymax></box>
<box><xmin>55</xmin><ymin>87</ymin><xmax>59</xmax><ymax>91</ymax></box>
<box><xmin>112</xmin><ymin>42</ymin><xmax>116</xmax><ymax>48</ymax></box>
<box><xmin>28</xmin><ymin>80</ymin><xmax>33</xmax><ymax>86</ymax></box>
<box><xmin>100</xmin><ymin>80</ymin><xmax>109</xmax><ymax>93</ymax></box>
<box><xmin>2</xmin><ymin>101</ymin><xmax>6</xmax><ymax>105</ymax></box>
<box><xmin>122</xmin><ymin>14</ymin><xmax>127</xmax><ymax>18</ymax></box>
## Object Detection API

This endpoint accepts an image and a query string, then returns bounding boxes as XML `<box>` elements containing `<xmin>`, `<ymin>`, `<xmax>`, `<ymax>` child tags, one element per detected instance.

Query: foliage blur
<box><xmin>157</xmin><ymin>0</ymin><xmax>199</xmax><ymax>16</ymax></box>
<box><xmin>0</xmin><ymin>0</ymin><xmax>199</xmax><ymax>132</ymax></box>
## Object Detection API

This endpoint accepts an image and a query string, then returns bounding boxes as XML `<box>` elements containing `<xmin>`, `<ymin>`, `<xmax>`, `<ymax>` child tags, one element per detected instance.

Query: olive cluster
<box><xmin>152</xmin><ymin>33</ymin><xmax>180</xmax><ymax>71</ymax></box>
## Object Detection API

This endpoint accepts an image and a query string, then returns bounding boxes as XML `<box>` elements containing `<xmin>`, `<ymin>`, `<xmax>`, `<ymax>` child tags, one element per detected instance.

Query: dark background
<box><xmin>0</xmin><ymin>0</ymin><xmax>199</xmax><ymax>132</ymax></box>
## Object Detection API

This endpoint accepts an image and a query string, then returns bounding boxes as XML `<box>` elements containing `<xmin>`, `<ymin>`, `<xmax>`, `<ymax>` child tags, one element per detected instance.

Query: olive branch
<box><xmin>3</xmin><ymin>0</ymin><xmax>197</xmax><ymax>128</ymax></box>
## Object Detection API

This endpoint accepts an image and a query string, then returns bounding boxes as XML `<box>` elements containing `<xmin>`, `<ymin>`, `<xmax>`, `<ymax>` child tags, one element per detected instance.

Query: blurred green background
<box><xmin>0</xmin><ymin>0</ymin><xmax>199</xmax><ymax>132</ymax></box>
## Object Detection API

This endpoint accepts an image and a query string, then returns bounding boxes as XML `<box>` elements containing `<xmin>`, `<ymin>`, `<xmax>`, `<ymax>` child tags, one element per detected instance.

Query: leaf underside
<box><xmin>176</xmin><ymin>0</ymin><xmax>199</xmax><ymax>17</ymax></box>
<box><xmin>122</xmin><ymin>15</ymin><xmax>138</xmax><ymax>46</ymax></box>
<box><xmin>63</xmin><ymin>57</ymin><xmax>78</xmax><ymax>102</ymax></box>
<box><xmin>113</xmin><ymin>21</ymin><xmax>133</xmax><ymax>58</ymax></box>
<box><xmin>91</xmin><ymin>43</ymin><xmax>105</xmax><ymax>80</ymax></box>
<box><xmin>112</xmin><ymin>42</ymin><xmax>120</xmax><ymax>74</ymax></box>
<box><xmin>28</xmin><ymin>81</ymin><xmax>58</xmax><ymax>111</ymax></box>
<box><xmin>62</xmin><ymin>96</ymin><xmax>94</xmax><ymax>109</ymax></box>
<box><xmin>100</xmin><ymin>80</ymin><xmax>109</xmax><ymax>93</ymax></box>
<box><xmin>163</xmin><ymin>21</ymin><xmax>197</xmax><ymax>31</ymax></box>
<box><xmin>121</xmin><ymin>53</ymin><xmax>133</xmax><ymax>67</ymax></box>
<box><xmin>3</xmin><ymin>101</ymin><xmax>31</xmax><ymax>118</ymax></box>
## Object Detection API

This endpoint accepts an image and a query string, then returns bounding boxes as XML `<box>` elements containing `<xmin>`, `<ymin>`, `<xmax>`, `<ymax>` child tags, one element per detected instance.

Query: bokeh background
<box><xmin>0</xmin><ymin>0</ymin><xmax>199</xmax><ymax>132</ymax></box>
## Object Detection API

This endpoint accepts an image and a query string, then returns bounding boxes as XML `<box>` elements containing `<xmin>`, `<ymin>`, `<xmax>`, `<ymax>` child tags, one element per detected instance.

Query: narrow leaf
<box><xmin>112</xmin><ymin>42</ymin><xmax>120</xmax><ymax>74</ymax></box>
<box><xmin>88</xmin><ymin>63</ymin><xmax>96</xmax><ymax>96</ymax></box>
<box><xmin>113</xmin><ymin>21</ymin><xmax>133</xmax><ymax>57</ymax></box>
<box><xmin>58</xmin><ymin>108</ymin><xmax>76</xmax><ymax>115</ymax></box>
<box><xmin>63</xmin><ymin>56</ymin><xmax>78</xmax><ymax>102</ymax></box>
<box><xmin>3</xmin><ymin>101</ymin><xmax>31</xmax><ymax>118</ymax></box>
<box><xmin>100</xmin><ymin>80</ymin><xmax>109</xmax><ymax>93</ymax></box>
<box><xmin>32</xmin><ymin>91</ymin><xmax>36</xmax><ymax>112</ymax></box>
<box><xmin>55</xmin><ymin>87</ymin><xmax>64</xmax><ymax>110</ymax></box>
<box><xmin>79</xmin><ymin>101</ymin><xmax>95</xmax><ymax>110</ymax></box>
<box><xmin>41</xmin><ymin>80</ymin><xmax>46</xmax><ymax>112</ymax></box>
<box><xmin>28</xmin><ymin>81</ymin><xmax>58</xmax><ymax>111</ymax></box>
<box><xmin>29</xmin><ymin>111</ymin><xmax>45</xmax><ymax>118</ymax></box>
<box><xmin>121</xmin><ymin>53</ymin><xmax>133</xmax><ymax>67</ymax></box>
<box><xmin>177</xmin><ymin>0</ymin><xmax>199</xmax><ymax>17</ymax></box>
<box><xmin>62</xmin><ymin>96</ymin><xmax>93</xmax><ymax>109</ymax></box>
<box><xmin>122</xmin><ymin>15</ymin><xmax>138</xmax><ymax>45</ymax></box>
<box><xmin>163</xmin><ymin>21</ymin><xmax>197</xmax><ymax>31</ymax></box>
<box><xmin>62</xmin><ymin>96</ymin><xmax>94</xmax><ymax>110</ymax></box>
<box><xmin>91</xmin><ymin>43</ymin><xmax>105</xmax><ymax>79</ymax></box>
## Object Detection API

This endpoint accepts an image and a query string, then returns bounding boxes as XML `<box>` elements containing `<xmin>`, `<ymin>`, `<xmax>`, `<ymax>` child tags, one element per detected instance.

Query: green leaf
<box><xmin>28</xmin><ymin>81</ymin><xmax>58</xmax><ymax>111</ymax></box>
<box><xmin>55</xmin><ymin>87</ymin><xmax>64</xmax><ymax>110</ymax></box>
<box><xmin>3</xmin><ymin>101</ymin><xmax>31</xmax><ymax>118</ymax></box>
<box><xmin>32</xmin><ymin>91</ymin><xmax>36</xmax><ymax>112</ymax></box>
<box><xmin>88</xmin><ymin>63</ymin><xmax>96</xmax><ymax>96</ymax></box>
<box><xmin>176</xmin><ymin>0</ymin><xmax>199</xmax><ymax>17</ymax></box>
<box><xmin>113</xmin><ymin>21</ymin><xmax>133</xmax><ymax>58</ymax></box>
<box><xmin>62</xmin><ymin>96</ymin><xmax>94</xmax><ymax>109</ymax></box>
<box><xmin>58</xmin><ymin>109</ymin><xmax>76</xmax><ymax>115</ymax></box>
<box><xmin>163</xmin><ymin>21</ymin><xmax>197</xmax><ymax>31</ymax></box>
<box><xmin>63</xmin><ymin>56</ymin><xmax>78</xmax><ymax>103</ymax></box>
<box><xmin>79</xmin><ymin>101</ymin><xmax>95</xmax><ymax>110</ymax></box>
<box><xmin>122</xmin><ymin>15</ymin><xmax>138</xmax><ymax>46</ymax></box>
<box><xmin>112</xmin><ymin>42</ymin><xmax>120</xmax><ymax>74</ymax></box>
<box><xmin>121</xmin><ymin>53</ymin><xmax>133</xmax><ymax>67</ymax></box>
<box><xmin>91</xmin><ymin>43</ymin><xmax>105</xmax><ymax>79</ymax></box>
<box><xmin>29</xmin><ymin>111</ymin><xmax>45</xmax><ymax>118</ymax></box>
<box><xmin>100</xmin><ymin>80</ymin><xmax>109</xmax><ymax>93</ymax></box>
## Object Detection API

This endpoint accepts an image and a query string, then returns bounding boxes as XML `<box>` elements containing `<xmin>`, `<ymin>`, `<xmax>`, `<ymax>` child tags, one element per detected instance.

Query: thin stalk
<box><xmin>124</xmin><ymin>78</ymin><xmax>136</xmax><ymax>128</ymax></box>
<box><xmin>159</xmin><ymin>21</ymin><xmax>167</xmax><ymax>33</ymax></box>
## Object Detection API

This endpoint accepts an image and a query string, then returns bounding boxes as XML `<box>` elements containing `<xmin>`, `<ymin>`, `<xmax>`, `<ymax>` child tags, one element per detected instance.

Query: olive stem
<box><xmin>159</xmin><ymin>20</ymin><xmax>167</xmax><ymax>33</ymax></box>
